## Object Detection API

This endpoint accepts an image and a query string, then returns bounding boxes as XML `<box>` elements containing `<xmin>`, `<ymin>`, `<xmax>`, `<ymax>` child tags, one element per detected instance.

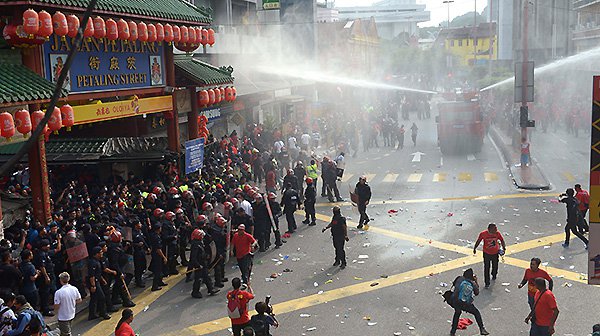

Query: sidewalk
<box><xmin>489</xmin><ymin>125</ymin><xmax>551</xmax><ymax>190</ymax></box>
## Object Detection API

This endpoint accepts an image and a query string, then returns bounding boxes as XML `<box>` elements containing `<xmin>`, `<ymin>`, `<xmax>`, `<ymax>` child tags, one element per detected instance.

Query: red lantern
<box><xmin>164</xmin><ymin>24</ymin><xmax>173</xmax><ymax>44</ymax></box>
<box><xmin>156</xmin><ymin>23</ymin><xmax>164</xmax><ymax>43</ymax></box>
<box><xmin>188</xmin><ymin>26</ymin><xmax>196</xmax><ymax>45</ymax></box>
<box><xmin>31</xmin><ymin>110</ymin><xmax>48</xmax><ymax>134</ymax></box>
<box><xmin>198</xmin><ymin>90</ymin><xmax>209</xmax><ymax>106</ymax></box>
<box><xmin>232</xmin><ymin>87</ymin><xmax>237</xmax><ymax>101</ymax></box>
<box><xmin>214</xmin><ymin>88</ymin><xmax>222</xmax><ymax>104</ymax></box>
<box><xmin>147</xmin><ymin>23</ymin><xmax>156</xmax><ymax>43</ymax></box>
<box><xmin>207</xmin><ymin>28</ymin><xmax>215</xmax><ymax>46</ymax></box>
<box><xmin>93</xmin><ymin>16</ymin><xmax>106</xmax><ymax>39</ymax></box>
<box><xmin>23</xmin><ymin>9</ymin><xmax>39</xmax><ymax>36</ymax></box>
<box><xmin>60</xmin><ymin>105</ymin><xmax>74</xmax><ymax>130</ymax></box>
<box><xmin>207</xmin><ymin>89</ymin><xmax>215</xmax><ymax>105</ymax></box>
<box><xmin>172</xmin><ymin>25</ymin><xmax>181</xmax><ymax>43</ymax></box>
<box><xmin>0</xmin><ymin>112</ymin><xmax>15</xmax><ymax>141</ymax></box>
<box><xmin>38</xmin><ymin>10</ymin><xmax>53</xmax><ymax>38</ymax></box>
<box><xmin>2</xmin><ymin>22</ymin><xmax>46</xmax><ymax>47</ymax></box>
<box><xmin>52</xmin><ymin>12</ymin><xmax>68</xmax><ymax>39</ymax></box>
<box><xmin>180</xmin><ymin>26</ymin><xmax>189</xmax><ymax>44</ymax></box>
<box><xmin>194</xmin><ymin>27</ymin><xmax>202</xmax><ymax>44</ymax></box>
<box><xmin>128</xmin><ymin>21</ymin><xmax>138</xmax><ymax>41</ymax></box>
<box><xmin>225</xmin><ymin>87</ymin><xmax>233</xmax><ymax>102</ymax></box>
<box><xmin>67</xmin><ymin>15</ymin><xmax>79</xmax><ymax>38</ymax></box>
<box><xmin>83</xmin><ymin>18</ymin><xmax>94</xmax><ymax>40</ymax></box>
<box><xmin>48</xmin><ymin>107</ymin><xmax>62</xmax><ymax>134</ymax></box>
<box><xmin>15</xmin><ymin>109</ymin><xmax>32</xmax><ymax>137</ymax></box>
<box><xmin>138</xmin><ymin>22</ymin><xmax>148</xmax><ymax>42</ymax></box>
<box><xmin>200</xmin><ymin>28</ymin><xmax>208</xmax><ymax>46</ymax></box>
<box><xmin>106</xmin><ymin>18</ymin><xmax>118</xmax><ymax>42</ymax></box>
<box><xmin>117</xmin><ymin>19</ymin><xmax>129</xmax><ymax>40</ymax></box>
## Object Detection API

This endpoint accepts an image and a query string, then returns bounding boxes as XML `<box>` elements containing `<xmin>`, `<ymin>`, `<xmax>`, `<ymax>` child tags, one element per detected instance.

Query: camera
<box><xmin>265</xmin><ymin>295</ymin><xmax>274</xmax><ymax>315</ymax></box>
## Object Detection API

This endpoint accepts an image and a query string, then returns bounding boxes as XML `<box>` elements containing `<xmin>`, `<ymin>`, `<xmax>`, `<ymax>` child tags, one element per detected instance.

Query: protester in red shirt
<box><xmin>231</xmin><ymin>224</ymin><xmax>258</xmax><ymax>284</ymax></box>
<box><xmin>114</xmin><ymin>309</ymin><xmax>135</xmax><ymax>336</ymax></box>
<box><xmin>525</xmin><ymin>278</ymin><xmax>559</xmax><ymax>336</ymax></box>
<box><xmin>227</xmin><ymin>277</ymin><xmax>255</xmax><ymax>336</ymax></box>
<box><xmin>473</xmin><ymin>223</ymin><xmax>506</xmax><ymax>288</ymax></box>
<box><xmin>574</xmin><ymin>183</ymin><xmax>590</xmax><ymax>233</ymax></box>
<box><xmin>518</xmin><ymin>257</ymin><xmax>553</xmax><ymax>309</ymax></box>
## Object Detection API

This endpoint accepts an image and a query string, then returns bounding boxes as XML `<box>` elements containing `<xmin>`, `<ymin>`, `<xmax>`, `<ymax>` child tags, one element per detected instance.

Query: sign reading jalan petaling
<box><xmin>588</xmin><ymin>76</ymin><xmax>600</xmax><ymax>285</ymax></box>
<box><xmin>43</xmin><ymin>34</ymin><xmax>165</xmax><ymax>94</ymax></box>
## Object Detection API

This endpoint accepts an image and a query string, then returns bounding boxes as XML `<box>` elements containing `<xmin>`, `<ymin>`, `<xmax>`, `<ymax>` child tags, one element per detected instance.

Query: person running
<box><xmin>473</xmin><ymin>223</ymin><xmax>506</xmax><ymax>288</ymax></box>
<box><xmin>518</xmin><ymin>258</ymin><xmax>553</xmax><ymax>309</ymax></box>
<box><xmin>449</xmin><ymin>268</ymin><xmax>489</xmax><ymax>336</ymax></box>
<box><xmin>574</xmin><ymin>183</ymin><xmax>590</xmax><ymax>233</ymax></box>
<box><xmin>559</xmin><ymin>188</ymin><xmax>589</xmax><ymax>249</ymax></box>
<box><xmin>525</xmin><ymin>278</ymin><xmax>559</xmax><ymax>336</ymax></box>
<box><xmin>322</xmin><ymin>206</ymin><xmax>349</xmax><ymax>269</ymax></box>
<box><xmin>354</xmin><ymin>176</ymin><xmax>372</xmax><ymax>230</ymax></box>
<box><xmin>410</xmin><ymin>123</ymin><xmax>418</xmax><ymax>147</ymax></box>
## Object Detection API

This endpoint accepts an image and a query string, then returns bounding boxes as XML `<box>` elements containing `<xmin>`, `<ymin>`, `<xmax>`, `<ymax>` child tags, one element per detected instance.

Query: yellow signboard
<box><xmin>73</xmin><ymin>95</ymin><xmax>173</xmax><ymax>125</ymax></box>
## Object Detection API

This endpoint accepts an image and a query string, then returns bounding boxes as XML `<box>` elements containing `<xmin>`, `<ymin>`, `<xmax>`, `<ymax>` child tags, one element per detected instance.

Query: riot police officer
<box><xmin>149</xmin><ymin>223</ymin><xmax>168</xmax><ymax>291</ymax></box>
<box><xmin>162</xmin><ymin>211</ymin><xmax>179</xmax><ymax>276</ymax></box>
<box><xmin>189</xmin><ymin>229</ymin><xmax>220</xmax><ymax>298</ymax></box>
<box><xmin>252</xmin><ymin>194</ymin><xmax>270</xmax><ymax>251</ymax></box>
<box><xmin>132</xmin><ymin>219</ymin><xmax>148</xmax><ymax>288</ymax></box>
<box><xmin>175</xmin><ymin>208</ymin><xmax>192</xmax><ymax>267</ymax></box>
<box><xmin>87</xmin><ymin>246</ymin><xmax>111</xmax><ymax>320</ymax></box>
<box><xmin>107</xmin><ymin>230</ymin><xmax>135</xmax><ymax>308</ymax></box>
<box><xmin>303</xmin><ymin>177</ymin><xmax>317</xmax><ymax>226</ymax></box>
<box><xmin>207</xmin><ymin>215</ymin><xmax>228</xmax><ymax>287</ymax></box>
<box><xmin>281</xmin><ymin>183</ymin><xmax>300</xmax><ymax>234</ymax></box>
<box><xmin>322</xmin><ymin>206</ymin><xmax>349</xmax><ymax>269</ymax></box>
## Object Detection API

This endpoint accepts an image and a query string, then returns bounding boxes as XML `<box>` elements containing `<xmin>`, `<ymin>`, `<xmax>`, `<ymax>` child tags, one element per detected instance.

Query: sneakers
<box><xmin>340</xmin><ymin>264</ymin><xmax>346</xmax><ymax>269</ymax></box>
<box><xmin>357</xmin><ymin>224</ymin><xmax>364</xmax><ymax>229</ymax></box>
<box><xmin>302</xmin><ymin>220</ymin><xmax>310</xmax><ymax>224</ymax></box>
<box><xmin>562</xmin><ymin>243</ymin><xmax>569</xmax><ymax>248</ymax></box>
<box><xmin>480</xmin><ymin>328</ymin><xmax>490</xmax><ymax>335</ymax></box>
<box><xmin>333</xmin><ymin>261</ymin><xmax>340</xmax><ymax>266</ymax></box>
<box><xmin>308</xmin><ymin>222</ymin><xmax>317</xmax><ymax>226</ymax></box>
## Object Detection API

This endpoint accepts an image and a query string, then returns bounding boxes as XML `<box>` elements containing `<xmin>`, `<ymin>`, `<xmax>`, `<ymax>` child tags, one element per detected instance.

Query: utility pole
<box><xmin>489</xmin><ymin>0</ymin><xmax>494</xmax><ymax>76</ymax></box>
<box><xmin>521</xmin><ymin>0</ymin><xmax>529</xmax><ymax>142</ymax></box>
<box><xmin>443</xmin><ymin>0</ymin><xmax>454</xmax><ymax>28</ymax></box>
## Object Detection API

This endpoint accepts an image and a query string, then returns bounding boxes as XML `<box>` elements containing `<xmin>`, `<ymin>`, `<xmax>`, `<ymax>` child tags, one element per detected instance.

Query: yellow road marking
<box><xmin>504</xmin><ymin>233</ymin><xmax>564</xmax><ymax>255</ymax></box>
<box><xmin>382</xmin><ymin>173</ymin><xmax>399</xmax><ymax>183</ymax></box>
<box><xmin>364</xmin><ymin>173</ymin><xmax>376</xmax><ymax>183</ymax></box>
<box><xmin>83</xmin><ymin>270</ymin><xmax>186</xmax><ymax>336</ymax></box>
<box><xmin>484</xmin><ymin>172</ymin><xmax>498</xmax><ymax>182</ymax></box>
<box><xmin>341</xmin><ymin>173</ymin><xmax>355</xmax><ymax>183</ymax></box>
<box><xmin>433</xmin><ymin>173</ymin><xmax>447</xmax><ymax>182</ymax></box>
<box><xmin>315</xmin><ymin>192</ymin><xmax>559</xmax><ymax>207</ymax></box>
<box><xmin>407</xmin><ymin>173</ymin><xmax>422</xmax><ymax>183</ymax></box>
<box><xmin>562</xmin><ymin>172</ymin><xmax>575</xmax><ymax>182</ymax></box>
<box><xmin>503</xmin><ymin>257</ymin><xmax>593</xmax><ymax>285</ymax></box>
<box><xmin>458</xmin><ymin>172</ymin><xmax>472</xmax><ymax>182</ymax></box>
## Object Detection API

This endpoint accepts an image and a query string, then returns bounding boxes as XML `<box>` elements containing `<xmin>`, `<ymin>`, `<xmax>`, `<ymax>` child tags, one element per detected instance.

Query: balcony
<box><xmin>573</xmin><ymin>0</ymin><xmax>600</xmax><ymax>10</ymax></box>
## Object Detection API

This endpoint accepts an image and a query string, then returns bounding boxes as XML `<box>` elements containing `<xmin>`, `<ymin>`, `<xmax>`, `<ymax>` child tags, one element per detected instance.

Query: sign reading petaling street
<box><xmin>43</xmin><ymin>34</ymin><xmax>165</xmax><ymax>93</ymax></box>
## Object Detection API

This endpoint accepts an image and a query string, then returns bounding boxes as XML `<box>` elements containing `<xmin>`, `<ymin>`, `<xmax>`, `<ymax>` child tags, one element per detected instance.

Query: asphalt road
<box><xmin>73</xmin><ymin>115</ymin><xmax>597</xmax><ymax>336</ymax></box>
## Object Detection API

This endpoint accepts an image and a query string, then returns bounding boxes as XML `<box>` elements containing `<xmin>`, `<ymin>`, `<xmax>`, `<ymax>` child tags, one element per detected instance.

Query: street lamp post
<box><xmin>443</xmin><ymin>0</ymin><xmax>454</xmax><ymax>28</ymax></box>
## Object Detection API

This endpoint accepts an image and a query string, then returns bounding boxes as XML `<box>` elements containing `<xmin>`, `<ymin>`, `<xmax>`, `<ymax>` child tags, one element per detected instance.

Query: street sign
<box><xmin>514</xmin><ymin>61</ymin><xmax>534</xmax><ymax>103</ymax></box>
<box><xmin>263</xmin><ymin>0</ymin><xmax>280</xmax><ymax>10</ymax></box>
<box><xmin>184</xmin><ymin>138</ymin><xmax>205</xmax><ymax>175</ymax></box>
<box><xmin>589</xmin><ymin>76</ymin><xmax>600</xmax><ymax>285</ymax></box>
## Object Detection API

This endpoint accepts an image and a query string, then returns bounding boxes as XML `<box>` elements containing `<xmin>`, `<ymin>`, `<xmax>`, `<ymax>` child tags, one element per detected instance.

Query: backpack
<box><xmin>227</xmin><ymin>291</ymin><xmax>242</xmax><ymax>319</ymax></box>
<box><xmin>20</xmin><ymin>308</ymin><xmax>47</xmax><ymax>336</ymax></box>
<box><xmin>442</xmin><ymin>276</ymin><xmax>461</xmax><ymax>308</ymax></box>
<box><xmin>250</xmin><ymin>314</ymin><xmax>269</xmax><ymax>336</ymax></box>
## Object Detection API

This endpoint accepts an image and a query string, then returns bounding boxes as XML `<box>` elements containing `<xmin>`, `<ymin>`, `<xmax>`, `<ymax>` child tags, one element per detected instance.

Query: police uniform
<box><xmin>252</xmin><ymin>200</ymin><xmax>271</xmax><ymax>251</ymax></box>
<box><xmin>189</xmin><ymin>234</ymin><xmax>217</xmax><ymax>298</ymax></box>
<box><xmin>281</xmin><ymin>187</ymin><xmax>300</xmax><ymax>233</ymax></box>
<box><xmin>161</xmin><ymin>220</ymin><xmax>179</xmax><ymax>275</ymax></box>
<box><xmin>303</xmin><ymin>183</ymin><xmax>317</xmax><ymax>225</ymax></box>
<box><xmin>132</xmin><ymin>228</ymin><xmax>148</xmax><ymax>287</ymax></box>
<box><xmin>107</xmin><ymin>241</ymin><xmax>135</xmax><ymax>307</ymax></box>
<box><xmin>207</xmin><ymin>224</ymin><xmax>227</xmax><ymax>287</ymax></box>
<box><xmin>148</xmin><ymin>227</ymin><xmax>166</xmax><ymax>290</ymax></box>
<box><xmin>87</xmin><ymin>250</ymin><xmax>108</xmax><ymax>320</ymax></box>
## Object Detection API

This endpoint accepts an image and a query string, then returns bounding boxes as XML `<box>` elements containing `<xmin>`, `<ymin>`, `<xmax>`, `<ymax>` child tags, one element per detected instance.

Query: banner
<box><xmin>263</xmin><ymin>0</ymin><xmax>280</xmax><ymax>9</ymax></box>
<box><xmin>66</xmin><ymin>243</ymin><xmax>88</xmax><ymax>263</ymax></box>
<box><xmin>185</xmin><ymin>137</ymin><xmax>205</xmax><ymax>174</ymax></box>
<box><xmin>72</xmin><ymin>95</ymin><xmax>172</xmax><ymax>125</ymax></box>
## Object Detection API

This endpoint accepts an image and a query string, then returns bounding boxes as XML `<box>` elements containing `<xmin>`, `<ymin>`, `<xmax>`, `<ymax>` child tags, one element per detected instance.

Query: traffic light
<box><xmin>519</xmin><ymin>106</ymin><xmax>535</xmax><ymax>128</ymax></box>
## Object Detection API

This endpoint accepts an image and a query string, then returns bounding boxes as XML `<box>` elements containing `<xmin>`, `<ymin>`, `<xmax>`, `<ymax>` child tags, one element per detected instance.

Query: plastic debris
<box><xmin>491</xmin><ymin>308</ymin><xmax>501</xmax><ymax>311</ymax></box>
<box><xmin>569</xmin><ymin>265</ymin><xmax>575</xmax><ymax>270</ymax></box>
<box><xmin>363</xmin><ymin>316</ymin><xmax>371</xmax><ymax>321</ymax></box>
<box><xmin>559</xmin><ymin>256</ymin><xmax>565</xmax><ymax>260</ymax></box>
<box><xmin>447</xmin><ymin>212</ymin><xmax>454</xmax><ymax>217</ymax></box>
<box><xmin>313</xmin><ymin>282</ymin><xmax>319</xmax><ymax>287</ymax></box>
<box><xmin>300</xmin><ymin>314</ymin><xmax>311</xmax><ymax>318</ymax></box>
<box><xmin>394</xmin><ymin>332</ymin><xmax>402</xmax><ymax>336</ymax></box>
<box><xmin>501</xmin><ymin>283</ymin><xmax>510</xmax><ymax>286</ymax></box>
<box><xmin>388</xmin><ymin>209</ymin><xmax>399</xmax><ymax>214</ymax></box>
<box><xmin>354</xmin><ymin>277</ymin><xmax>363</xmax><ymax>280</ymax></box>
<box><xmin>455</xmin><ymin>223</ymin><xmax>463</xmax><ymax>226</ymax></box>
<box><xmin>306</xmin><ymin>327</ymin><xmax>317</xmax><ymax>331</ymax></box>
<box><xmin>402</xmin><ymin>307</ymin><xmax>410</xmax><ymax>313</ymax></box>
<box><xmin>317</xmin><ymin>290</ymin><xmax>324</xmax><ymax>295</ymax></box>
<box><xmin>370</xmin><ymin>282</ymin><xmax>379</xmax><ymax>287</ymax></box>
<box><xmin>358</xmin><ymin>255</ymin><xmax>369</xmax><ymax>259</ymax></box>
<box><xmin>265</xmin><ymin>278</ymin><xmax>274</xmax><ymax>282</ymax></box>
<box><xmin>324</xmin><ymin>279</ymin><xmax>333</xmax><ymax>284</ymax></box>
<box><xmin>363</xmin><ymin>243</ymin><xmax>371</xmax><ymax>247</ymax></box>
<box><xmin>504</xmin><ymin>288</ymin><xmax>511</xmax><ymax>293</ymax></box>
<box><xmin>143</xmin><ymin>306</ymin><xmax>149</xmax><ymax>312</ymax></box>
<box><xmin>368</xmin><ymin>322</ymin><xmax>378</xmax><ymax>326</ymax></box>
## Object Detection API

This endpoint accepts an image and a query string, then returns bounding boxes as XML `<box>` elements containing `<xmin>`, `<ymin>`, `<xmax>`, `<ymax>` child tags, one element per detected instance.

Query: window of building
<box><xmin>450</xmin><ymin>40</ymin><xmax>454</xmax><ymax>47</ymax></box>
<box><xmin>474</xmin><ymin>38</ymin><xmax>478</xmax><ymax>46</ymax></box>
<box><xmin>458</xmin><ymin>40</ymin><xmax>462</xmax><ymax>47</ymax></box>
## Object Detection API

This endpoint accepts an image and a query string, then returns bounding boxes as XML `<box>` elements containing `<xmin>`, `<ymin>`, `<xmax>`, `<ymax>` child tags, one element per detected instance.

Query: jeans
<box><xmin>483</xmin><ymin>252</ymin><xmax>499</xmax><ymax>286</ymax></box>
<box><xmin>333</xmin><ymin>235</ymin><xmax>346</xmax><ymax>266</ymax></box>
<box><xmin>232</xmin><ymin>322</ymin><xmax>250</xmax><ymax>336</ymax></box>
<box><xmin>530</xmin><ymin>322</ymin><xmax>551</xmax><ymax>336</ymax></box>
<box><xmin>326</xmin><ymin>180</ymin><xmax>341</xmax><ymax>201</ymax></box>
<box><xmin>237</xmin><ymin>254</ymin><xmax>253</xmax><ymax>284</ymax></box>
<box><xmin>565</xmin><ymin>221</ymin><xmax>588</xmax><ymax>246</ymax></box>
<box><xmin>285</xmin><ymin>210</ymin><xmax>297</xmax><ymax>232</ymax></box>
<box><xmin>451</xmin><ymin>301</ymin><xmax>484</xmax><ymax>334</ymax></box>
<box><xmin>528</xmin><ymin>295</ymin><xmax>535</xmax><ymax>310</ymax></box>
<box><xmin>358</xmin><ymin>202</ymin><xmax>369</xmax><ymax>226</ymax></box>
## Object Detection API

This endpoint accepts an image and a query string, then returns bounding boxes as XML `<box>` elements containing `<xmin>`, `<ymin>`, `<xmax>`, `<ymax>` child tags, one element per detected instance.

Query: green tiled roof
<box><xmin>0</xmin><ymin>50</ymin><xmax>67</xmax><ymax>104</ymax></box>
<box><xmin>174</xmin><ymin>56</ymin><xmax>234</xmax><ymax>86</ymax></box>
<box><xmin>0</xmin><ymin>0</ymin><xmax>211</xmax><ymax>24</ymax></box>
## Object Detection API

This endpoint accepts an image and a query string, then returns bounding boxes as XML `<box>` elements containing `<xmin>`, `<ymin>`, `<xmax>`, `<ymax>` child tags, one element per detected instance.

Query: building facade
<box><xmin>436</xmin><ymin>23</ymin><xmax>497</xmax><ymax>66</ymax></box>
<box><xmin>572</xmin><ymin>0</ymin><xmax>600</xmax><ymax>53</ymax></box>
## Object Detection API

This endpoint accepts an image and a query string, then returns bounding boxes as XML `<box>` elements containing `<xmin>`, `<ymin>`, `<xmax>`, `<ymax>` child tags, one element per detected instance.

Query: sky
<box><xmin>333</xmin><ymin>0</ymin><xmax>483</xmax><ymax>27</ymax></box>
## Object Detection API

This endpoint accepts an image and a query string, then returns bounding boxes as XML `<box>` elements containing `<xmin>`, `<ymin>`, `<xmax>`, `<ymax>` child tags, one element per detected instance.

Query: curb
<box><xmin>488</xmin><ymin>125</ymin><xmax>551</xmax><ymax>190</ymax></box>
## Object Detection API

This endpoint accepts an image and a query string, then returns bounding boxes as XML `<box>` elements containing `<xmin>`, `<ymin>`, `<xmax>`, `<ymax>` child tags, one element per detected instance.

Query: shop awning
<box><xmin>174</xmin><ymin>55</ymin><xmax>234</xmax><ymax>87</ymax></box>
<box><xmin>0</xmin><ymin>50</ymin><xmax>68</xmax><ymax>105</ymax></box>
<box><xmin>0</xmin><ymin>137</ymin><xmax>171</xmax><ymax>164</ymax></box>
<box><xmin>0</xmin><ymin>0</ymin><xmax>211</xmax><ymax>24</ymax></box>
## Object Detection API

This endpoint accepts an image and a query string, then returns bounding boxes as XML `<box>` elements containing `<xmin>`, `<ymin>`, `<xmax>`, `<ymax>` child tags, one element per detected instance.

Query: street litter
<box><xmin>354</xmin><ymin>277</ymin><xmax>363</xmax><ymax>280</ymax></box>
<box><xmin>368</xmin><ymin>322</ymin><xmax>378</xmax><ymax>326</ymax></box>
<box><xmin>363</xmin><ymin>316</ymin><xmax>371</xmax><ymax>320</ymax></box>
<box><xmin>402</xmin><ymin>307</ymin><xmax>410</xmax><ymax>313</ymax></box>
<box><xmin>388</xmin><ymin>209</ymin><xmax>399</xmax><ymax>214</ymax></box>
<box><xmin>447</xmin><ymin>212</ymin><xmax>454</xmax><ymax>217</ymax></box>
<box><xmin>300</xmin><ymin>314</ymin><xmax>311</xmax><ymax>318</ymax></box>
<box><xmin>324</xmin><ymin>279</ymin><xmax>333</xmax><ymax>284</ymax></box>
<box><xmin>563</xmin><ymin>283</ymin><xmax>573</xmax><ymax>288</ymax></box>
<box><xmin>501</xmin><ymin>283</ymin><xmax>510</xmax><ymax>286</ymax></box>
<box><xmin>358</xmin><ymin>255</ymin><xmax>369</xmax><ymax>259</ymax></box>
<box><xmin>491</xmin><ymin>308</ymin><xmax>501</xmax><ymax>311</ymax></box>
<box><xmin>569</xmin><ymin>265</ymin><xmax>575</xmax><ymax>270</ymax></box>
<box><xmin>505</xmin><ymin>288</ymin><xmax>511</xmax><ymax>293</ymax></box>
<box><xmin>370</xmin><ymin>282</ymin><xmax>379</xmax><ymax>287</ymax></box>
<box><xmin>313</xmin><ymin>282</ymin><xmax>319</xmax><ymax>287</ymax></box>
<box><xmin>306</xmin><ymin>327</ymin><xmax>317</xmax><ymax>331</ymax></box>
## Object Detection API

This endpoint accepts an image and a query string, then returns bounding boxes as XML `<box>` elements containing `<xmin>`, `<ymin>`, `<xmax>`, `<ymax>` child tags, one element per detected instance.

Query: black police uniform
<box><xmin>281</xmin><ymin>188</ymin><xmax>300</xmax><ymax>233</ymax></box>
<box><xmin>207</xmin><ymin>224</ymin><xmax>227</xmax><ymax>287</ymax></box>
<box><xmin>132</xmin><ymin>228</ymin><xmax>148</xmax><ymax>287</ymax></box>
<box><xmin>252</xmin><ymin>201</ymin><xmax>271</xmax><ymax>251</ymax></box>
<box><xmin>107</xmin><ymin>241</ymin><xmax>134</xmax><ymax>306</ymax></box>
<box><xmin>87</xmin><ymin>256</ymin><xmax>108</xmax><ymax>319</ymax></box>
<box><xmin>161</xmin><ymin>220</ymin><xmax>179</xmax><ymax>275</ymax></box>
<box><xmin>189</xmin><ymin>238</ymin><xmax>216</xmax><ymax>298</ymax></box>
<box><xmin>148</xmin><ymin>229</ymin><xmax>166</xmax><ymax>290</ymax></box>
<box><xmin>33</xmin><ymin>248</ymin><xmax>55</xmax><ymax>315</ymax></box>
<box><xmin>303</xmin><ymin>184</ymin><xmax>317</xmax><ymax>225</ymax></box>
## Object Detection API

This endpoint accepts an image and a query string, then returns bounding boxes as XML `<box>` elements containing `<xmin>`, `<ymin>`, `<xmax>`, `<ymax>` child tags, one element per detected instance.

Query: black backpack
<box><xmin>250</xmin><ymin>314</ymin><xmax>269</xmax><ymax>336</ymax></box>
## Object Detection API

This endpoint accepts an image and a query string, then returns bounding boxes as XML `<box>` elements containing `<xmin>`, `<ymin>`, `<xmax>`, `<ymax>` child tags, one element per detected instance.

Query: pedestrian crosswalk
<box><xmin>340</xmin><ymin>171</ymin><xmax>501</xmax><ymax>184</ymax></box>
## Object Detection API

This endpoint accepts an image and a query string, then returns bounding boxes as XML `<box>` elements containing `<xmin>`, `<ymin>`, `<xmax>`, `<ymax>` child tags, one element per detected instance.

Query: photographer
<box><xmin>250</xmin><ymin>298</ymin><xmax>279</xmax><ymax>336</ymax></box>
<box><xmin>449</xmin><ymin>268</ymin><xmax>489</xmax><ymax>336</ymax></box>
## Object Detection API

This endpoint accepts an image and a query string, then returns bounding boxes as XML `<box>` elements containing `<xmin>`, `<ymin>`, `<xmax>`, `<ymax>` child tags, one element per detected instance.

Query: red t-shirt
<box><xmin>477</xmin><ymin>230</ymin><xmax>504</xmax><ymax>255</ymax></box>
<box><xmin>576</xmin><ymin>190</ymin><xmax>590</xmax><ymax>211</ymax></box>
<box><xmin>232</xmin><ymin>231</ymin><xmax>256</xmax><ymax>259</ymax></box>
<box><xmin>533</xmin><ymin>290</ymin><xmax>557</xmax><ymax>327</ymax></box>
<box><xmin>523</xmin><ymin>268</ymin><xmax>552</xmax><ymax>297</ymax></box>
<box><xmin>228</xmin><ymin>289</ymin><xmax>255</xmax><ymax>325</ymax></box>
<box><xmin>115</xmin><ymin>322</ymin><xmax>135</xmax><ymax>336</ymax></box>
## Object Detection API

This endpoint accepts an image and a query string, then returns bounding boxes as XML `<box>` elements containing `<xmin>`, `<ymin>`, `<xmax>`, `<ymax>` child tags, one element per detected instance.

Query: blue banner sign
<box><xmin>43</xmin><ymin>34</ymin><xmax>165</xmax><ymax>94</ymax></box>
<box><xmin>185</xmin><ymin>137</ymin><xmax>205</xmax><ymax>175</ymax></box>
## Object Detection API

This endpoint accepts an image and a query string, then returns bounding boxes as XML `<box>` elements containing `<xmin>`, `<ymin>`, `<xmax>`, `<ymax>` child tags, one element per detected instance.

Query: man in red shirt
<box><xmin>518</xmin><ymin>257</ymin><xmax>553</xmax><ymax>309</ymax></box>
<box><xmin>525</xmin><ymin>278</ymin><xmax>559</xmax><ymax>336</ymax></box>
<box><xmin>574</xmin><ymin>184</ymin><xmax>590</xmax><ymax>233</ymax></box>
<box><xmin>227</xmin><ymin>277</ymin><xmax>254</xmax><ymax>336</ymax></box>
<box><xmin>231</xmin><ymin>224</ymin><xmax>258</xmax><ymax>284</ymax></box>
<box><xmin>473</xmin><ymin>223</ymin><xmax>506</xmax><ymax>288</ymax></box>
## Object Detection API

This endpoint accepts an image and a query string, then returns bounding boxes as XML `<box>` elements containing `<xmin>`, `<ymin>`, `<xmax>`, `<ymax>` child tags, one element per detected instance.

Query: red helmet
<box><xmin>305</xmin><ymin>177</ymin><xmax>313</xmax><ymax>184</ymax></box>
<box><xmin>175</xmin><ymin>207</ymin><xmax>184</xmax><ymax>215</ymax></box>
<box><xmin>202</xmin><ymin>202</ymin><xmax>213</xmax><ymax>211</ymax></box>
<box><xmin>182</xmin><ymin>190</ymin><xmax>193</xmax><ymax>199</ymax></box>
<box><xmin>243</xmin><ymin>185</ymin><xmax>251</xmax><ymax>192</ymax></box>
<box><xmin>230</xmin><ymin>198</ymin><xmax>239</xmax><ymax>207</ymax></box>
<box><xmin>169</xmin><ymin>187</ymin><xmax>179</xmax><ymax>195</ymax></box>
<box><xmin>191</xmin><ymin>228</ymin><xmax>205</xmax><ymax>241</ymax></box>
<box><xmin>147</xmin><ymin>193</ymin><xmax>157</xmax><ymax>201</ymax></box>
<box><xmin>152</xmin><ymin>186</ymin><xmax>162</xmax><ymax>194</ymax></box>
<box><xmin>216</xmin><ymin>183</ymin><xmax>223</xmax><ymax>189</ymax></box>
<box><xmin>196</xmin><ymin>214</ymin><xmax>208</xmax><ymax>224</ymax></box>
<box><xmin>215</xmin><ymin>215</ymin><xmax>227</xmax><ymax>227</ymax></box>
<box><xmin>165</xmin><ymin>211</ymin><xmax>176</xmax><ymax>221</ymax></box>
<box><xmin>253</xmin><ymin>193</ymin><xmax>263</xmax><ymax>201</ymax></box>
<box><xmin>234</xmin><ymin>187</ymin><xmax>243</xmax><ymax>195</ymax></box>
<box><xmin>268</xmin><ymin>192</ymin><xmax>277</xmax><ymax>200</ymax></box>
<box><xmin>109</xmin><ymin>230</ymin><xmax>122</xmax><ymax>243</ymax></box>
<box><xmin>153</xmin><ymin>208</ymin><xmax>165</xmax><ymax>218</ymax></box>
<box><xmin>224</xmin><ymin>201</ymin><xmax>233</xmax><ymax>210</ymax></box>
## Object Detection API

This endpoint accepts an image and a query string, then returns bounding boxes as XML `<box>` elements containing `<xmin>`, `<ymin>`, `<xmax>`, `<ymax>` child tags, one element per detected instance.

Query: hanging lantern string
<box><xmin>0</xmin><ymin>0</ymin><xmax>98</xmax><ymax>178</ymax></box>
